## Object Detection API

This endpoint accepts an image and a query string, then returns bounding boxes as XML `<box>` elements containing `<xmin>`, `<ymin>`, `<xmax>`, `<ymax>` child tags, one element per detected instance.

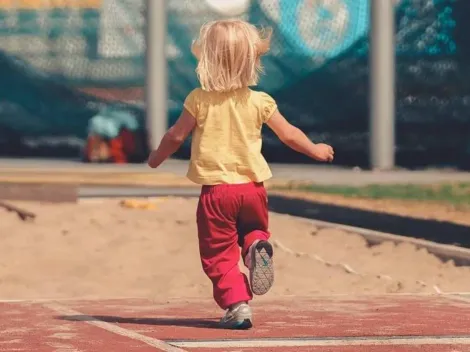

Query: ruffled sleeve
<box><xmin>260</xmin><ymin>92</ymin><xmax>278</xmax><ymax>123</ymax></box>
<box><xmin>183</xmin><ymin>88</ymin><xmax>200</xmax><ymax>118</ymax></box>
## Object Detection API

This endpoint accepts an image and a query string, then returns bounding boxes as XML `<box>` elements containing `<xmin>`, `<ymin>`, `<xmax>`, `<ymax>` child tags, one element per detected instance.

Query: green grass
<box><xmin>275</xmin><ymin>182</ymin><xmax>470</xmax><ymax>207</ymax></box>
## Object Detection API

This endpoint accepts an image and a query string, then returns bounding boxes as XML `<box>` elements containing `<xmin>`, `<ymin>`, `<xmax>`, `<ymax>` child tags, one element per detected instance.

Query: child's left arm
<box><xmin>147</xmin><ymin>108</ymin><xmax>196</xmax><ymax>168</ymax></box>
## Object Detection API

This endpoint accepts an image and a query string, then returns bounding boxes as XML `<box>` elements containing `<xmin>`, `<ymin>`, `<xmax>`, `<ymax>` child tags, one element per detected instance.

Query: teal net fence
<box><xmin>0</xmin><ymin>0</ymin><xmax>468</xmax><ymax>168</ymax></box>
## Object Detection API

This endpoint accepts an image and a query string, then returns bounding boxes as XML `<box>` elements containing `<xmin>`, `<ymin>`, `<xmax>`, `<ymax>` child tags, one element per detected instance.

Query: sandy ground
<box><xmin>2</xmin><ymin>197</ymin><xmax>470</xmax><ymax>302</ymax></box>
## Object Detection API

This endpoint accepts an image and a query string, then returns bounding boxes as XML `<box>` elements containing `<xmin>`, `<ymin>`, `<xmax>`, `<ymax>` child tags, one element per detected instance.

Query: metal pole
<box><xmin>370</xmin><ymin>0</ymin><xmax>396</xmax><ymax>170</ymax></box>
<box><xmin>146</xmin><ymin>0</ymin><xmax>167</xmax><ymax>150</ymax></box>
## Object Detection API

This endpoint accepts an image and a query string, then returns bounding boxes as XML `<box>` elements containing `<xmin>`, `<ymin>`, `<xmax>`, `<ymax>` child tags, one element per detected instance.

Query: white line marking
<box><xmin>4</xmin><ymin>297</ymin><xmax>470</xmax><ymax>350</ymax></box>
<box><xmin>43</xmin><ymin>302</ymin><xmax>187</xmax><ymax>352</ymax></box>
<box><xmin>293</xmin><ymin>216</ymin><xmax>470</xmax><ymax>264</ymax></box>
<box><xmin>445</xmin><ymin>294</ymin><xmax>470</xmax><ymax>305</ymax></box>
<box><xmin>170</xmin><ymin>336</ymin><xmax>470</xmax><ymax>348</ymax></box>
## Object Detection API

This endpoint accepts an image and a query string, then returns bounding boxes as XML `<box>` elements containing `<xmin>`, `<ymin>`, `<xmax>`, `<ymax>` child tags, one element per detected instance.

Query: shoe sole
<box><xmin>250</xmin><ymin>240</ymin><xmax>274</xmax><ymax>295</ymax></box>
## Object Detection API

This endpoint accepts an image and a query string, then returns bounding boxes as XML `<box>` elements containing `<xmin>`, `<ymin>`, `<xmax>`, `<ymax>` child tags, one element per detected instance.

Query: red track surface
<box><xmin>1</xmin><ymin>294</ymin><xmax>470</xmax><ymax>351</ymax></box>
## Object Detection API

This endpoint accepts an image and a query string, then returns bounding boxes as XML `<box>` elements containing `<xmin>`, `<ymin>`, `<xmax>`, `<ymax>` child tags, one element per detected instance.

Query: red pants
<box><xmin>197</xmin><ymin>182</ymin><xmax>270</xmax><ymax>310</ymax></box>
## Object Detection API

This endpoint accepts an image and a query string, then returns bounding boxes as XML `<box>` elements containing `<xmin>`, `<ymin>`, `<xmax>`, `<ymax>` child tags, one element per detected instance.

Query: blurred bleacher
<box><xmin>0</xmin><ymin>0</ymin><xmax>144</xmax><ymax>85</ymax></box>
<box><xmin>0</xmin><ymin>0</ymin><xmax>469</xmax><ymax>168</ymax></box>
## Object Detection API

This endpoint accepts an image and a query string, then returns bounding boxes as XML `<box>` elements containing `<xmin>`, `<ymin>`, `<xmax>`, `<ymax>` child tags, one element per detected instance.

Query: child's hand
<box><xmin>266</xmin><ymin>110</ymin><xmax>335</xmax><ymax>162</ymax></box>
<box><xmin>313</xmin><ymin>143</ymin><xmax>334</xmax><ymax>162</ymax></box>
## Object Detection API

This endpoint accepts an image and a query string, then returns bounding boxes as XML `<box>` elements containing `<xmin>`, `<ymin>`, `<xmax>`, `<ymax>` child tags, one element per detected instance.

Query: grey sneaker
<box><xmin>219</xmin><ymin>303</ymin><xmax>253</xmax><ymax>330</ymax></box>
<box><xmin>248</xmin><ymin>240</ymin><xmax>274</xmax><ymax>295</ymax></box>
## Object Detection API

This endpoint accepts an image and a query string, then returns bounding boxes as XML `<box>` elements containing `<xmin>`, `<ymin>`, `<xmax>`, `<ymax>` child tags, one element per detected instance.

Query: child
<box><xmin>147</xmin><ymin>19</ymin><xmax>334</xmax><ymax>329</ymax></box>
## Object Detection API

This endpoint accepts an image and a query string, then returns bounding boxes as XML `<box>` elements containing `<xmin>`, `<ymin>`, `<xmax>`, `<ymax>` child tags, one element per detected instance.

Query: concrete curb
<box><xmin>78</xmin><ymin>186</ymin><xmax>200</xmax><ymax>198</ymax></box>
<box><xmin>0</xmin><ymin>172</ymin><xmax>195</xmax><ymax>187</ymax></box>
<box><xmin>302</xmin><ymin>217</ymin><xmax>470</xmax><ymax>266</ymax></box>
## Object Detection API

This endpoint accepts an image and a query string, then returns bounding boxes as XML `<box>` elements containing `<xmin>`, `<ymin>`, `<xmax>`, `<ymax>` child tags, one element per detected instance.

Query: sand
<box><xmin>1</xmin><ymin>197</ymin><xmax>470</xmax><ymax>302</ymax></box>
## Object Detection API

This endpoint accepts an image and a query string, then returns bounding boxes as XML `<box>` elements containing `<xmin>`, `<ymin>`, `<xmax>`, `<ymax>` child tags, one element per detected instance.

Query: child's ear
<box><xmin>191</xmin><ymin>40</ymin><xmax>201</xmax><ymax>60</ymax></box>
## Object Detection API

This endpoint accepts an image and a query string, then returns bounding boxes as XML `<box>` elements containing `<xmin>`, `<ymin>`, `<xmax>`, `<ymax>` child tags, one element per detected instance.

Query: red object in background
<box><xmin>120</xmin><ymin>128</ymin><xmax>136</xmax><ymax>157</ymax></box>
<box><xmin>109</xmin><ymin>136</ymin><xmax>126</xmax><ymax>164</ymax></box>
<box><xmin>84</xmin><ymin>129</ymin><xmax>144</xmax><ymax>164</ymax></box>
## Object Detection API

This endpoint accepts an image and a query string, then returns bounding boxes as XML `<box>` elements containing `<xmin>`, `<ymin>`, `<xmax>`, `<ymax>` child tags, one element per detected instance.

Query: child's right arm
<box><xmin>266</xmin><ymin>109</ymin><xmax>334</xmax><ymax>163</ymax></box>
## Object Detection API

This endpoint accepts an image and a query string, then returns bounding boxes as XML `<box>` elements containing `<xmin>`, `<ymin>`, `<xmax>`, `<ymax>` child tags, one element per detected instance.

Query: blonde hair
<box><xmin>192</xmin><ymin>19</ymin><xmax>272</xmax><ymax>92</ymax></box>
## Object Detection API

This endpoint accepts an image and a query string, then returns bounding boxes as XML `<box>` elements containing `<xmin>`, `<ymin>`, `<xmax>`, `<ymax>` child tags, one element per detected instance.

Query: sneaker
<box><xmin>219</xmin><ymin>303</ymin><xmax>253</xmax><ymax>329</ymax></box>
<box><xmin>247</xmin><ymin>240</ymin><xmax>274</xmax><ymax>295</ymax></box>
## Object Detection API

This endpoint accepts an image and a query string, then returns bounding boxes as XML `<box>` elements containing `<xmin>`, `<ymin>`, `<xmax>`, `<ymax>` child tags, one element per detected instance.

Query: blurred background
<box><xmin>2</xmin><ymin>0</ymin><xmax>470</xmax><ymax>310</ymax></box>
<box><xmin>0</xmin><ymin>0</ymin><xmax>468</xmax><ymax>169</ymax></box>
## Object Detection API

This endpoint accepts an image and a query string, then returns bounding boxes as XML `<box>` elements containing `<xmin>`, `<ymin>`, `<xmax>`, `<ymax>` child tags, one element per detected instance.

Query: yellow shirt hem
<box><xmin>186</xmin><ymin>170</ymin><xmax>273</xmax><ymax>186</ymax></box>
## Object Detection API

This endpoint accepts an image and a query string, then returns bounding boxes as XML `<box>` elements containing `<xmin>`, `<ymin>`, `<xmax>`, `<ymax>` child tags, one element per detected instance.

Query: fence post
<box><xmin>146</xmin><ymin>0</ymin><xmax>167</xmax><ymax>150</ymax></box>
<box><xmin>370</xmin><ymin>0</ymin><xmax>396</xmax><ymax>170</ymax></box>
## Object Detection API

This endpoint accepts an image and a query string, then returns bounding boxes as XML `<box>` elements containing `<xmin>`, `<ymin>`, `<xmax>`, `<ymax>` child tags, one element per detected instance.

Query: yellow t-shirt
<box><xmin>183</xmin><ymin>87</ymin><xmax>277</xmax><ymax>185</ymax></box>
